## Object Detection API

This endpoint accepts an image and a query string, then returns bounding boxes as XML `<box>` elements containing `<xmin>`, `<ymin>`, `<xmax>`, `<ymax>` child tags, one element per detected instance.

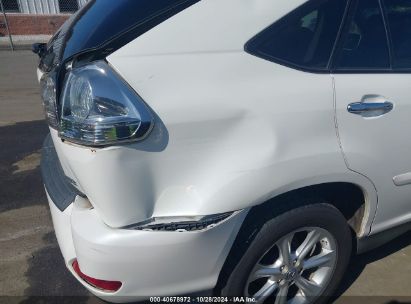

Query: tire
<box><xmin>221</xmin><ymin>203</ymin><xmax>352</xmax><ymax>304</ymax></box>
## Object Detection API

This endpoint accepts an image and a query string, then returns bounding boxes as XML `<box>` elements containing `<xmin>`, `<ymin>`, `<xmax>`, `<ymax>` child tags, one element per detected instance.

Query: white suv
<box><xmin>36</xmin><ymin>0</ymin><xmax>411</xmax><ymax>302</ymax></box>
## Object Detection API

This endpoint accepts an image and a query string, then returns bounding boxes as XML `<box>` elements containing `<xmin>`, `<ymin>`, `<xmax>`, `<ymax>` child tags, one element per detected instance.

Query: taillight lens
<box><xmin>60</xmin><ymin>61</ymin><xmax>154</xmax><ymax>146</ymax></box>
<box><xmin>40</xmin><ymin>76</ymin><xmax>59</xmax><ymax>129</ymax></box>
<box><xmin>40</xmin><ymin>61</ymin><xmax>154</xmax><ymax>146</ymax></box>
<box><xmin>72</xmin><ymin>260</ymin><xmax>122</xmax><ymax>292</ymax></box>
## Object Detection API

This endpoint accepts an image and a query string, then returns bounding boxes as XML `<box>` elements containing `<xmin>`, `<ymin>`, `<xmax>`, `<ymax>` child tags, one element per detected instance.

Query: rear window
<box><xmin>41</xmin><ymin>0</ymin><xmax>199</xmax><ymax>71</ymax></box>
<box><xmin>63</xmin><ymin>0</ymin><xmax>195</xmax><ymax>58</ymax></box>
<box><xmin>246</xmin><ymin>0</ymin><xmax>348</xmax><ymax>71</ymax></box>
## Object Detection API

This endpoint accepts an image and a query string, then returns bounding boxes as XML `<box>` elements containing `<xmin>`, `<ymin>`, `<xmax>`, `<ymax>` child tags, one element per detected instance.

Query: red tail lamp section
<box><xmin>72</xmin><ymin>259</ymin><xmax>122</xmax><ymax>292</ymax></box>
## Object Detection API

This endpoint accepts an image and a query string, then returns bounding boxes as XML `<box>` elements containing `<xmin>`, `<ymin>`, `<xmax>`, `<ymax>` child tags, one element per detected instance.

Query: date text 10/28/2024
<box><xmin>150</xmin><ymin>297</ymin><xmax>257</xmax><ymax>303</ymax></box>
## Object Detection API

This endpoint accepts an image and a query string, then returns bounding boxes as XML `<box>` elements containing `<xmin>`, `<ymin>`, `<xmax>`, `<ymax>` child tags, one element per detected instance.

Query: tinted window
<box><xmin>49</xmin><ymin>0</ymin><xmax>198</xmax><ymax>66</ymax></box>
<box><xmin>383</xmin><ymin>0</ymin><xmax>411</xmax><ymax>69</ymax></box>
<box><xmin>246</xmin><ymin>0</ymin><xmax>347</xmax><ymax>71</ymax></box>
<box><xmin>3</xmin><ymin>0</ymin><xmax>20</xmax><ymax>12</ymax></box>
<box><xmin>335</xmin><ymin>0</ymin><xmax>390</xmax><ymax>70</ymax></box>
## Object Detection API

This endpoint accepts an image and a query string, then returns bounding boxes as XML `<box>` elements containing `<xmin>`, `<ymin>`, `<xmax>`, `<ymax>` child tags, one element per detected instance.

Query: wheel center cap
<box><xmin>284</xmin><ymin>268</ymin><xmax>298</xmax><ymax>281</ymax></box>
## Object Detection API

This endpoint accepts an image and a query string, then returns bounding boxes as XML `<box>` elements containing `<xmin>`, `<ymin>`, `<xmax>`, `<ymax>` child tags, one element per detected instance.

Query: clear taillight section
<box><xmin>40</xmin><ymin>61</ymin><xmax>154</xmax><ymax>146</ymax></box>
<box><xmin>40</xmin><ymin>76</ymin><xmax>59</xmax><ymax>129</ymax></box>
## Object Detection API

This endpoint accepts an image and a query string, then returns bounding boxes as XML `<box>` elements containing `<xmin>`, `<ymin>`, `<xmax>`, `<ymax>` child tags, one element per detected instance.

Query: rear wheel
<box><xmin>221</xmin><ymin>203</ymin><xmax>352</xmax><ymax>304</ymax></box>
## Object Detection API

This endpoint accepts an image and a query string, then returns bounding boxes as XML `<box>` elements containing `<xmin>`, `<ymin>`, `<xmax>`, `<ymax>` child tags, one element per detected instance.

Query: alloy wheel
<box><xmin>244</xmin><ymin>227</ymin><xmax>337</xmax><ymax>304</ymax></box>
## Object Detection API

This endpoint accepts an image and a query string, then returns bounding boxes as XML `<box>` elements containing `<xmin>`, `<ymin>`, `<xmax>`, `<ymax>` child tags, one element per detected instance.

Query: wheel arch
<box><xmin>215</xmin><ymin>179</ymin><xmax>376</xmax><ymax>294</ymax></box>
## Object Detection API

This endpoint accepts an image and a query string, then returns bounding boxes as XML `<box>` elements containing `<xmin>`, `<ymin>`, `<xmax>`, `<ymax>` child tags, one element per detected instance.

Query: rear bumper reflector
<box><xmin>72</xmin><ymin>259</ymin><xmax>122</xmax><ymax>292</ymax></box>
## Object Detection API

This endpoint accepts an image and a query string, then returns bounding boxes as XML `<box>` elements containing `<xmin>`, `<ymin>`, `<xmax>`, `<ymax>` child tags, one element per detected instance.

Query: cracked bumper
<box><xmin>46</xmin><ymin>189</ymin><xmax>246</xmax><ymax>302</ymax></box>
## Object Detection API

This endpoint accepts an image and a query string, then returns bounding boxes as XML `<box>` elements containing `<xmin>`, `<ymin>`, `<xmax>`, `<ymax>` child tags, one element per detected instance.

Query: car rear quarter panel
<box><xmin>51</xmin><ymin>0</ymin><xmax>378</xmax><ymax>234</ymax></box>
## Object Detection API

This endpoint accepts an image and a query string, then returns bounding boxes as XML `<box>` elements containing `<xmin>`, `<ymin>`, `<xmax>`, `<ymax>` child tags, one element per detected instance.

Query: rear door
<box><xmin>333</xmin><ymin>0</ymin><xmax>411</xmax><ymax>233</ymax></box>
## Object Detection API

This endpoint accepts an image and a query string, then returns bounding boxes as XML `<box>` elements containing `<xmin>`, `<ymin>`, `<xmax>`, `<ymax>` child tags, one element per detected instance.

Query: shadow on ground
<box><xmin>336</xmin><ymin>230</ymin><xmax>411</xmax><ymax>302</ymax></box>
<box><xmin>0</xmin><ymin>120</ymin><xmax>48</xmax><ymax>212</ymax></box>
<box><xmin>20</xmin><ymin>232</ymin><xmax>91</xmax><ymax>304</ymax></box>
<box><xmin>0</xmin><ymin>120</ymin><xmax>93</xmax><ymax>302</ymax></box>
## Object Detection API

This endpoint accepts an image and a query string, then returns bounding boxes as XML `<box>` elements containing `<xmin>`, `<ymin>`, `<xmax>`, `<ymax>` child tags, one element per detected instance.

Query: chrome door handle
<box><xmin>347</xmin><ymin>101</ymin><xmax>393</xmax><ymax>117</ymax></box>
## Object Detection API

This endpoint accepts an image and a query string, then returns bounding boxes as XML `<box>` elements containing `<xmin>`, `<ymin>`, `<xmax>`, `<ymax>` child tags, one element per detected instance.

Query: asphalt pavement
<box><xmin>1</xmin><ymin>51</ymin><xmax>411</xmax><ymax>304</ymax></box>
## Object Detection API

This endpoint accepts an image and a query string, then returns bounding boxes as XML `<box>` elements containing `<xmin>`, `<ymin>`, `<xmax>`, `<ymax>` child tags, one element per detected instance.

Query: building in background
<box><xmin>0</xmin><ymin>0</ymin><xmax>88</xmax><ymax>37</ymax></box>
<box><xmin>3</xmin><ymin>0</ymin><xmax>88</xmax><ymax>14</ymax></box>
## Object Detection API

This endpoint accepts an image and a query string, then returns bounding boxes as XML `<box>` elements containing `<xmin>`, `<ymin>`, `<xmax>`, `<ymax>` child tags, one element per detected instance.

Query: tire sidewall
<box><xmin>222</xmin><ymin>203</ymin><xmax>352</xmax><ymax>303</ymax></box>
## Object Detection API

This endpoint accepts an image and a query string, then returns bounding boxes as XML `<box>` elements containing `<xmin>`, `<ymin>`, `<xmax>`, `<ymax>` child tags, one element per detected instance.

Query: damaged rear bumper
<box><xmin>42</xmin><ymin>134</ymin><xmax>247</xmax><ymax>301</ymax></box>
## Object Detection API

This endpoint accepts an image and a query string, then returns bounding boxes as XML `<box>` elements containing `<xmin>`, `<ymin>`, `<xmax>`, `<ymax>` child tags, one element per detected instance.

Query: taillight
<box><xmin>72</xmin><ymin>259</ymin><xmax>122</xmax><ymax>292</ymax></box>
<box><xmin>40</xmin><ymin>61</ymin><xmax>154</xmax><ymax>146</ymax></box>
<box><xmin>59</xmin><ymin>61</ymin><xmax>153</xmax><ymax>146</ymax></box>
<box><xmin>40</xmin><ymin>76</ymin><xmax>59</xmax><ymax>129</ymax></box>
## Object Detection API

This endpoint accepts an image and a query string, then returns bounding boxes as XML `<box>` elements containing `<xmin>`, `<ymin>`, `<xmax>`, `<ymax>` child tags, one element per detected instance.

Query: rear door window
<box><xmin>334</xmin><ymin>0</ymin><xmax>391</xmax><ymax>70</ymax></box>
<box><xmin>246</xmin><ymin>0</ymin><xmax>347</xmax><ymax>71</ymax></box>
<box><xmin>382</xmin><ymin>0</ymin><xmax>411</xmax><ymax>69</ymax></box>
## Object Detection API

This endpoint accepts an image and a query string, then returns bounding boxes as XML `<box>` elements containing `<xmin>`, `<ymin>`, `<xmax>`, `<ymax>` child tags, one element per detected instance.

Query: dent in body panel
<box><xmin>50</xmin><ymin>0</ymin><xmax>378</xmax><ymax>229</ymax></box>
<box><xmin>70</xmin><ymin>203</ymin><xmax>248</xmax><ymax>298</ymax></box>
<box><xmin>50</xmin><ymin>46</ymin><xmax>373</xmax><ymax>230</ymax></box>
